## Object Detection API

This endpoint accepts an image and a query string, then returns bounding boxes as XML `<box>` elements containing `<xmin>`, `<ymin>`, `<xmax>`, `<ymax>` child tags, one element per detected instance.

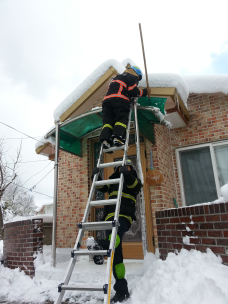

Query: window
<box><xmin>176</xmin><ymin>141</ymin><xmax>228</xmax><ymax>206</ymax></box>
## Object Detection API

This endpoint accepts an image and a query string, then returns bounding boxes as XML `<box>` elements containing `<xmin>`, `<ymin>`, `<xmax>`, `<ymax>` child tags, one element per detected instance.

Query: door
<box><xmin>91</xmin><ymin>138</ymin><xmax>155</xmax><ymax>259</ymax></box>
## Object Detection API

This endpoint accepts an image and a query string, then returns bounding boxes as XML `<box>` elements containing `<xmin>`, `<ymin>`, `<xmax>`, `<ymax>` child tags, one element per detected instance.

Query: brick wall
<box><xmin>150</xmin><ymin>93</ymin><xmax>228</xmax><ymax>249</ymax></box>
<box><xmin>145</xmin><ymin>124</ymin><xmax>177</xmax><ymax>248</ymax></box>
<box><xmin>3</xmin><ymin>219</ymin><xmax>43</xmax><ymax>276</ymax></box>
<box><xmin>155</xmin><ymin>202</ymin><xmax>228</xmax><ymax>265</ymax></box>
<box><xmin>56</xmin><ymin>138</ymin><xmax>90</xmax><ymax>248</ymax></box>
<box><xmin>169</xmin><ymin>93</ymin><xmax>228</xmax><ymax>205</ymax></box>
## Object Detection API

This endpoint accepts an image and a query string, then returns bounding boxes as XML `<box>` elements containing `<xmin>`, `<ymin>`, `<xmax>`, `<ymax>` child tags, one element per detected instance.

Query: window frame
<box><xmin>175</xmin><ymin>140</ymin><xmax>228</xmax><ymax>206</ymax></box>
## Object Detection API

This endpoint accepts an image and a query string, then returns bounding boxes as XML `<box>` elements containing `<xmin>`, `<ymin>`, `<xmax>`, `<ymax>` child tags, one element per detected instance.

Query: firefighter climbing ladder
<box><xmin>54</xmin><ymin>100</ymin><xmax>147</xmax><ymax>304</ymax></box>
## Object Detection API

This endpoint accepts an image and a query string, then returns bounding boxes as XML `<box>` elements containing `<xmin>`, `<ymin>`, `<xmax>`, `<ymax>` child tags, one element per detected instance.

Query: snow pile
<box><xmin>140</xmin><ymin>73</ymin><xmax>189</xmax><ymax>105</ymax></box>
<box><xmin>53</xmin><ymin>59</ymin><xmax>126</xmax><ymax>120</ymax></box>
<box><xmin>1</xmin><ymin>248</ymin><xmax>228</xmax><ymax>304</ymax></box>
<box><xmin>221</xmin><ymin>183</ymin><xmax>228</xmax><ymax>201</ymax></box>
<box><xmin>183</xmin><ymin>75</ymin><xmax>228</xmax><ymax>95</ymax></box>
<box><xmin>130</xmin><ymin>249</ymin><xmax>228</xmax><ymax>304</ymax></box>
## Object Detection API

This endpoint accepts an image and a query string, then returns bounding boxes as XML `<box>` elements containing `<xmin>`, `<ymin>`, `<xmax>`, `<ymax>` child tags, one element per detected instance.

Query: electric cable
<box><xmin>0</xmin><ymin>121</ymin><xmax>54</xmax><ymax>148</ymax></box>
<box><xmin>7</xmin><ymin>160</ymin><xmax>50</xmax><ymax>164</ymax></box>
<box><xmin>11</xmin><ymin>182</ymin><xmax>53</xmax><ymax>198</ymax></box>
<box><xmin>3</xmin><ymin>137</ymin><xmax>41</xmax><ymax>140</ymax></box>
<box><xmin>22</xmin><ymin>161</ymin><xmax>52</xmax><ymax>185</ymax></box>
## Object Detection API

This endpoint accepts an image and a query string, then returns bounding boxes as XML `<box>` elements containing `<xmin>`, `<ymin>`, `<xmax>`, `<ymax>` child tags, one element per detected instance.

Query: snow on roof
<box><xmin>121</xmin><ymin>58</ymin><xmax>136</xmax><ymax>67</ymax></box>
<box><xmin>140</xmin><ymin>73</ymin><xmax>189</xmax><ymax>105</ymax></box>
<box><xmin>35</xmin><ymin>124</ymin><xmax>55</xmax><ymax>151</ymax></box>
<box><xmin>36</xmin><ymin>202</ymin><xmax>53</xmax><ymax>212</ymax></box>
<box><xmin>5</xmin><ymin>214</ymin><xmax>53</xmax><ymax>224</ymax></box>
<box><xmin>53</xmin><ymin>59</ymin><xmax>126</xmax><ymax>120</ymax></box>
<box><xmin>183</xmin><ymin>75</ymin><xmax>228</xmax><ymax>95</ymax></box>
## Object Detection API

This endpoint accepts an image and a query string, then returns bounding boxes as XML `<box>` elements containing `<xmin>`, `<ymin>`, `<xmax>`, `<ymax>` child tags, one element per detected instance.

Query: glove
<box><xmin>120</xmin><ymin>166</ymin><xmax>130</xmax><ymax>177</ymax></box>
<box><xmin>91</xmin><ymin>167</ymin><xmax>99</xmax><ymax>180</ymax></box>
<box><xmin>93</xmin><ymin>255</ymin><xmax>104</xmax><ymax>265</ymax></box>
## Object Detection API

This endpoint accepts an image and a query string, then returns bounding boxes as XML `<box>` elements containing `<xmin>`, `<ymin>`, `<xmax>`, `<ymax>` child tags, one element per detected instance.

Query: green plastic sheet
<box><xmin>51</xmin><ymin>97</ymin><xmax>167</xmax><ymax>157</ymax></box>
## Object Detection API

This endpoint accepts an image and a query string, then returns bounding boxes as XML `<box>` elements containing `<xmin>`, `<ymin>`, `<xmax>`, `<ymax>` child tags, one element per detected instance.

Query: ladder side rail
<box><xmin>133</xmin><ymin>100</ymin><xmax>148</xmax><ymax>256</ymax></box>
<box><xmin>104</xmin><ymin>106</ymin><xmax>133</xmax><ymax>304</ymax></box>
<box><xmin>54</xmin><ymin>142</ymin><xmax>105</xmax><ymax>303</ymax></box>
<box><xmin>81</xmin><ymin>144</ymin><xmax>104</xmax><ymax>224</ymax></box>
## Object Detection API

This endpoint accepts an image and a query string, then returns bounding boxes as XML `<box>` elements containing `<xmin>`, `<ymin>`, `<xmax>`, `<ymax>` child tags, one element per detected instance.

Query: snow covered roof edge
<box><xmin>183</xmin><ymin>75</ymin><xmax>228</xmax><ymax>95</ymax></box>
<box><xmin>53</xmin><ymin>59</ymin><xmax>126</xmax><ymax>120</ymax></box>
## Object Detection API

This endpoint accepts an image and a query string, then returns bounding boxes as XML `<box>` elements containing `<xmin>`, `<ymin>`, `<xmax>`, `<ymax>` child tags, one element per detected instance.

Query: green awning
<box><xmin>50</xmin><ymin>97</ymin><xmax>167</xmax><ymax>156</ymax></box>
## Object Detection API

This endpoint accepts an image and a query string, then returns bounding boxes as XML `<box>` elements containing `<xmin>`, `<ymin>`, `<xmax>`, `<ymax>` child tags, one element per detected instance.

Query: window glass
<box><xmin>214</xmin><ymin>145</ymin><xmax>228</xmax><ymax>187</ymax></box>
<box><xmin>180</xmin><ymin>147</ymin><xmax>217</xmax><ymax>205</ymax></box>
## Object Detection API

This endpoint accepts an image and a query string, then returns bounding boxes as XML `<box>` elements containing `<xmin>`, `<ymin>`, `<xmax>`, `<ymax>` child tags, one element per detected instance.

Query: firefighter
<box><xmin>87</xmin><ymin>159</ymin><xmax>142</xmax><ymax>303</ymax></box>
<box><xmin>99</xmin><ymin>66</ymin><xmax>148</xmax><ymax>150</ymax></box>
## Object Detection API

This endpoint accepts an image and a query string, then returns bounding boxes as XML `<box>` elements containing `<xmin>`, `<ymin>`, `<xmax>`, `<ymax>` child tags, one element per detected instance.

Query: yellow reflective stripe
<box><xmin>122</xmin><ymin>192</ymin><xmax>136</xmax><ymax>202</ymax></box>
<box><xmin>109</xmin><ymin>191</ymin><xmax>136</xmax><ymax>203</ymax></box>
<box><xmin>105</xmin><ymin>212</ymin><xmax>132</xmax><ymax>224</ymax></box>
<box><xmin>127</xmin><ymin>179</ymin><xmax>138</xmax><ymax>189</ymax></box>
<box><xmin>102</xmin><ymin>124</ymin><xmax>113</xmax><ymax>130</ymax></box>
<box><xmin>96</xmin><ymin>186</ymin><xmax>104</xmax><ymax>189</ymax></box>
<box><xmin>115</xmin><ymin>122</ymin><xmax>127</xmax><ymax>129</ymax></box>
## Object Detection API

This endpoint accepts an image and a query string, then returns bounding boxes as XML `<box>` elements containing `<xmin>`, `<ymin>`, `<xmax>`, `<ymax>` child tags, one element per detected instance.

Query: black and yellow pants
<box><xmin>99</xmin><ymin>99</ymin><xmax>130</xmax><ymax>143</ymax></box>
<box><xmin>97</xmin><ymin>217</ymin><xmax>131</xmax><ymax>294</ymax></box>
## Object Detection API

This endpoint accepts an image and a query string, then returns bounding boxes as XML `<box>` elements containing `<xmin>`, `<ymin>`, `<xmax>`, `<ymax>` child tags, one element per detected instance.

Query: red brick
<box><xmin>170</xmin><ymin>230</ymin><xmax>182</xmax><ymax>236</ymax></box>
<box><xmin>205</xmin><ymin>215</ymin><xmax>220</xmax><ymax>222</ymax></box>
<box><xmin>158</xmin><ymin>237</ymin><xmax>166</xmax><ymax>243</ymax></box>
<box><xmin>160</xmin><ymin>218</ymin><xmax>170</xmax><ymax>224</ymax></box>
<box><xmin>208</xmin><ymin>231</ymin><xmax>223</xmax><ymax>237</ymax></box>
<box><xmin>172</xmin><ymin>244</ymin><xmax>183</xmax><ymax>250</ymax></box>
<box><xmin>217</xmin><ymin>239</ymin><xmax>228</xmax><ymax>246</ymax></box>
<box><xmin>224</xmin><ymin>231</ymin><xmax>228</xmax><ymax>238</ymax></box>
<box><xmin>200</xmin><ymin>223</ymin><xmax>213</xmax><ymax>229</ymax></box>
<box><xmin>209</xmin><ymin>247</ymin><xmax>225</xmax><ymax>254</ymax></box>
<box><xmin>183</xmin><ymin>244</ymin><xmax>195</xmax><ymax>251</ymax></box>
<box><xmin>170</xmin><ymin>218</ymin><xmax>180</xmax><ymax>224</ymax></box>
<box><xmin>192</xmin><ymin>216</ymin><xmax>205</xmax><ymax>222</ymax></box>
<box><xmin>220</xmin><ymin>214</ymin><xmax>228</xmax><ymax>221</ymax></box>
<box><xmin>214</xmin><ymin>222</ymin><xmax>228</xmax><ymax>229</ymax></box>
<box><xmin>202</xmin><ymin>238</ymin><xmax>216</xmax><ymax>245</ymax></box>
<box><xmin>179</xmin><ymin>217</ymin><xmax>191</xmax><ymax>223</ymax></box>
<box><xmin>163</xmin><ymin>243</ymin><xmax>173</xmax><ymax>249</ymax></box>
<box><xmin>166</xmin><ymin>224</ymin><xmax>176</xmax><ymax>230</ymax></box>
<box><xmin>190</xmin><ymin>238</ymin><xmax>201</xmax><ymax>244</ymax></box>
<box><xmin>195</xmin><ymin>245</ymin><xmax>207</xmax><ymax>252</ymax></box>
<box><xmin>167</xmin><ymin>237</ymin><xmax>177</xmax><ymax>243</ymax></box>
<box><xmin>221</xmin><ymin>255</ymin><xmax>228</xmax><ymax>264</ymax></box>
<box><xmin>194</xmin><ymin>230</ymin><xmax>207</xmax><ymax>237</ymax></box>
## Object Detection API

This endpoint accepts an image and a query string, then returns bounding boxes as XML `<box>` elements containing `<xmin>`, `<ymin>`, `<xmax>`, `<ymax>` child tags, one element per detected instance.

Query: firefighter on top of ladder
<box><xmin>99</xmin><ymin>66</ymin><xmax>149</xmax><ymax>150</ymax></box>
<box><xmin>87</xmin><ymin>160</ymin><xmax>142</xmax><ymax>303</ymax></box>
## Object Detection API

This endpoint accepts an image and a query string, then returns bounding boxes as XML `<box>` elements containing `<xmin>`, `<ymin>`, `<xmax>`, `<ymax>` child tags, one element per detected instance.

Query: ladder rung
<box><xmin>79</xmin><ymin>221</ymin><xmax>113</xmax><ymax>231</ymax></box>
<box><xmin>90</xmin><ymin>199</ymin><xmax>117</xmax><ymax>207</ymax></box>
<box><xmin>74</xmin><ymin>249</ymin><xmax>107</xmax><ymax>256</ymax></box>
<box><xmin>98</xmin><ymin>161</ymin><xmax>123</xmax><ymax>168</ymax></box>
<box><xmin>60</xmin><ymin>285</ymin><xmax>103</xmax><ymax>291</ymax></box>
<box><xmin>103</xmin><ymin>145</ymin><xmax>125</xmax><ymax>153</ymax></box>
<box><xmin>94</xmin><ymin>178</ymin><xmax>120</xmax><ymax>186</ymax></box>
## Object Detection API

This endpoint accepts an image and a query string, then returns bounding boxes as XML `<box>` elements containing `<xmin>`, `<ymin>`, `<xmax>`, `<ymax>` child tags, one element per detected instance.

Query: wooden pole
<box><xmin>139</xmin><ymin>23</ymin><xmax>150</xmax><ymax>99</ymax></box>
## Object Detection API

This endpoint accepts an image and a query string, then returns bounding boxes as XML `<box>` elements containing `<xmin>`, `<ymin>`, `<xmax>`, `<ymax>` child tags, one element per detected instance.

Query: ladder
<box><xmin>54</xmin><ymin>100</ymin><xmax>147</xmax><ymax>304</ymax></box>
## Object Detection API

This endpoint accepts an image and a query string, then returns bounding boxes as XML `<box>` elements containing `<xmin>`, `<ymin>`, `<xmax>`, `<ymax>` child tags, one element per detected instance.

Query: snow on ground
<box><xmin>1</xmin><ymin>245</ymin><xmax>228</xmax><ymax>304</ymax></box>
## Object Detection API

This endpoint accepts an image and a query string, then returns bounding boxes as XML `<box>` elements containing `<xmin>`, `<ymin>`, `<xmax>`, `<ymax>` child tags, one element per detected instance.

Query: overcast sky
<box><xmin>0</xmin><ymin>0</ymin><xmax>228</xmax><ymax>209</ymax></box>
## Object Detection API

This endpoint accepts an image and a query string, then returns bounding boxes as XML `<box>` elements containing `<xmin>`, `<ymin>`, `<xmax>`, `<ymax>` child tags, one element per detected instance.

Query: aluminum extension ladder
<box><xmin>54</xmin><ymin>100</ymin><xmax>147</xmax><ymax>304</ymax></box>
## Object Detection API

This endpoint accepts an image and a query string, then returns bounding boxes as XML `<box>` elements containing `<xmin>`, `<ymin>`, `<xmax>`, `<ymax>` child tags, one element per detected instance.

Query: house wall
<box><xmin>155</xmin><ymin>202</ymin><xmax>228</xmax><ymax>265</ymax></box>
<box><xmin>56</xmin><ymin>139</ymin><xmax>90</xmax><ymax>248</ymax></box>
<box><xmin>151</xmin><ymin>93</ymin><xmax>228</xmax><ymax>248</ymax></box>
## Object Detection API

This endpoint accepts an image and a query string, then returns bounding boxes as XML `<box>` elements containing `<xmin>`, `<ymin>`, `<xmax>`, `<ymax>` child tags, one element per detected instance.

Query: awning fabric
<box><xmin>50</xmin><ymin>97</ymin><xmax>167</xmax><ymax>156</ymax></box>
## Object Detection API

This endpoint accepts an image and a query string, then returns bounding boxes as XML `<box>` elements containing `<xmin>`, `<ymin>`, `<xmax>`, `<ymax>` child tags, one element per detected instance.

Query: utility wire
<box><xmin>11</xmin><ymin>182</ymin><xmax>53</xmax><ymax>198</ymax></box>
<box><xmin>7</xmin><ymin>160</ymin><xmax>50</xmax><ymax>164</ymax></box>
<box><xmin>3</xmin><ymin>137</ymin><xmax>41</xmax><ymax>140</ymax></box>
<box><xmin>22</xmin><ymin>161</ymin><xmax>52</xmax><ymax>185</ymax></box>
<box><xmin>29</xmin><ymin>168</ymin><xmax>54</xmax><ymax>191</ymax></box>
<box><xmin>0</xmin><ymin>121</ymin><xmax>54</xmax><ymax>148</ymax></box>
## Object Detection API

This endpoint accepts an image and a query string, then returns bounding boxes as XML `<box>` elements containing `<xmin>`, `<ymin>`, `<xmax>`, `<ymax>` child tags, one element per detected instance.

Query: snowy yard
<box><xmin>1</xmin><ymin>241</ymin><xmax>228</xmax><ymax>304</ymax></box>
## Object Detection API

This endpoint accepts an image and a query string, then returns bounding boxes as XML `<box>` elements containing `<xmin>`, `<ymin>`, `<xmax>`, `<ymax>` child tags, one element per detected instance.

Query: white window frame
<box><xmin>175</xmin><ymin>140</ymin><xmax>228</xmax><ymax>206</ymax></box>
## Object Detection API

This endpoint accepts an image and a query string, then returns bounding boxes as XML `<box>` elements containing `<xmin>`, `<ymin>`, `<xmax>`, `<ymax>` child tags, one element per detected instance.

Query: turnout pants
<box><xmin>99</xmin><ymin>99</ymin><xmax>130</xmax><ymax>143</ymax></box>
<box><xmin>97</xmin><ymin>217</ymin><xmax>131</xmax><ymax>294</ymax></box>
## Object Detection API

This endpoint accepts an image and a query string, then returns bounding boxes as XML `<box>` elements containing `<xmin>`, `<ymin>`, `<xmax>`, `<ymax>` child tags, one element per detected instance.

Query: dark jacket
<box><xmin>95</xmin><ymin>168</ymin><xmax>142</xmax><ymax>224</ymax></box>
<box><xmin>103</xmin><ymin>73</ymin><xmax>147</xmax><ymax>103</ymax></box>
